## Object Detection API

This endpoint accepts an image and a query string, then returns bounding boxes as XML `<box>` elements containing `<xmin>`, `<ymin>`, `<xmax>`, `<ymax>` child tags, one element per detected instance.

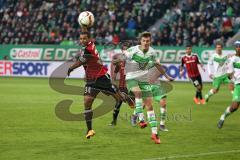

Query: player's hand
<box><xmin>167</xmin><ymin>76</ymin><xmax>175</xmax><ymax>81</ymax></box>
<box><xmin>67</xmin><ymin>68</ymin><xmax>73</xmax><ymax>77</ymax></box>
<box><xmin>179</xmin><ymin>71</ymin><xmax>184</xmax><ymax>78</ymax></box>
<box><xmin>202</xmin><ymin>67</ymin><xmax>206</xmax><ymax>72</ymax></box>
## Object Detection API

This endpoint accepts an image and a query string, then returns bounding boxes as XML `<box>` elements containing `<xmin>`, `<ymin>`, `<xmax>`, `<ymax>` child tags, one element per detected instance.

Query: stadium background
<box><xmin>1</xmin><ymin>0</ymin><xmax>240</xmax><ymax>160</ymax></box>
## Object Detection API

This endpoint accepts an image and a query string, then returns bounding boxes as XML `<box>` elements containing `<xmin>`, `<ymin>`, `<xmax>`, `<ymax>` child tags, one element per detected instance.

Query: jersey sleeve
<box><xmin>150</xmin><ymin>49</ymin><xmax>158</xmax><ymax>63</ymax></box>
<box><xmin>146</xmin><ymin>47</ymin><xmax>159</xmax><ymax>65</ymax></box>
<box><xmin>146</xmin><ymin>51</ymin><xmax>159</xmax><ymax>69</ymax></box>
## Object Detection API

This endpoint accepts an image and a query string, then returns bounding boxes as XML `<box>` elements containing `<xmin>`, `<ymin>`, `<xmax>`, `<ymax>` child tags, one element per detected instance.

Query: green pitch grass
<box><xmin>0</xmin><ymin>77</ymin><xmax>240</xmax><ymax>160</ymax></box>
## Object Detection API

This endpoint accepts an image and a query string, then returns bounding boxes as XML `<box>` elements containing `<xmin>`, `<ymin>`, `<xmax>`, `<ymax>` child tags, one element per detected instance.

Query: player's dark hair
<box><xmin>80</xmin><ymin>31</ymin><xmax>90</xmax><ymax>38</ymax></box>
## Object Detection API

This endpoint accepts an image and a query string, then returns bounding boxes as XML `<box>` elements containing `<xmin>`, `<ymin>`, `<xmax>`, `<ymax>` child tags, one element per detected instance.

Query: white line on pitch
<box><xmin>144</xmin><ymin>150</ymin><xmax>240</xmax><ymax>160</ymax></box>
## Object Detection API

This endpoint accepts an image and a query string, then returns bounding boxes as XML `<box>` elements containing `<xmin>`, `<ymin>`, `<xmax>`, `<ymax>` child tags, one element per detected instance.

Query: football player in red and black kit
<box><xmin>67</xmin><ymin>31</ymin><xmax>134</xmax><ymax>138</ymax></box>
<box><xmin>109</xmin><ymin>44</ymin><xmax>129</xmax><ymax>126</ymax></box>
<box><xmin>180</xmin><ymin>44</ymin><xmax>206</xmax><ymax>105</ymax></box>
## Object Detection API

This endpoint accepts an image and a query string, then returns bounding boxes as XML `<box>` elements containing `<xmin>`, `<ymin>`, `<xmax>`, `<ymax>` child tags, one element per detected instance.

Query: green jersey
<box><xmin>125</xmin><ymin>45</ymin><xmax>157</xmax><ymax>81</ymax></box>
<box><xmin>208</xmin><ymin>53</ymin><xmax>229</xmax><ymax>78</ymax></box>
<box><xmin>228</xmin><ymin>55</ymin><xmax>240</xmax><ymax>85</ymax></box>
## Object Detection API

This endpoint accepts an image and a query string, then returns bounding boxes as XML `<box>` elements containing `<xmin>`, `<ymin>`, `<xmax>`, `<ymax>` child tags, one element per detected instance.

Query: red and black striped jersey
<box><xmin>76</xmin><ymin>41</ymin><xmax>108</xmax><ymax>81</ymax></box>
<box><xmin>181</xmin><ymin>53</ymin><xmax>201</xmax><ymax>78</ymax></box>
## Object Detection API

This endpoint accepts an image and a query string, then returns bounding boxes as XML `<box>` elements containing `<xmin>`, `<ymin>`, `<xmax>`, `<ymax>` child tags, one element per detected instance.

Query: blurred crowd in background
<box><xmin>152</xmin><ymin>0</ymin><xmax>240</xmax><ymax>46</ymax></box>
<box><xmin>0</xmin><ymin>0</ymin><xmax>239</xmax><ymax>46</ymax></box>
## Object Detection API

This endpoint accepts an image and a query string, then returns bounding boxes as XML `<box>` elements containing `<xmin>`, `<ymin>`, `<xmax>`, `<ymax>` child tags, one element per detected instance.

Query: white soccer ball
<box><xmin>78</xmin><ymin>11</ymin><xmax>95</xmax><ymax>28</ymax></box>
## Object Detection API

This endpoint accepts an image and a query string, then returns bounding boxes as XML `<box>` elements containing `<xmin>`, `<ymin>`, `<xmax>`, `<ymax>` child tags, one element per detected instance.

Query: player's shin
<box><xmin>84</xmin><ymin>109</ymin><xmax>93</xmax><ymax>131</ymax></box>
<box><xmin>160</xmin><ymin>107</ymin><xmax>167</xmax><ymax>126</ymax></box>
<box><xmin>147</xmin><ymin>110</ymin><xmax>158</xmax><ymax>134</ymax></box>
<box><xmin>135</xmin><ymin>98</ymin><xmax>144</xmax><ymax>121</ymax></box>
<box><xmin>198</xmin><ymin>91</ymin><xmax>203</xmax><ymax>99</ymax></box>
<box><xmin>205</xmin><ymin>89</ymin><xmax>214</xmax><ymax>100</ymax></box>
<box><xmin>220</xmin><ymin>104</ymin><xmax>239</xmax><ymax>121</ymax></box>
<box><xmin>112</xmin><ymin>101</ymin><xmax>122</xmax><ymax>122</ymax></box>
<box><xmin>195</xmin><ymin>91</ymin><xmax>199</xmax><ymax>99</ymax></box>
<box><xmin>220</xmin><ymin>106</ymin><xmax>232</xmax><ymax>121</ymax></box>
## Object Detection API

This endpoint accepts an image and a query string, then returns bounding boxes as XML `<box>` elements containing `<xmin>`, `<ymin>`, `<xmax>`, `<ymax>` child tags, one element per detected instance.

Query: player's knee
<box><xmin>229</xmin><ymin>83</ymin><xmax>234</xmax><ymax>91</ymax></box>
<box><xmin>133</xmin><ymin>91</ymin><xmax>142</xmax><ymax>98</ymax></box>
<box><xmin>145</xmin><ymin>105</ymin><xmax>153</xmax><ymax>111</ymax></box>
<box><xmin>198</xmin><ymin>85</ymin><xmax>202</xmax><ymax>90</ymax></box>
<box><xmin>213</xmin><ymin>88</ymin><xmax>218</xmax><ymax>93</ymax></box>
<box><xmin>231</xmin><ymin>102</ymin><xmax>240</xmax><ymax>112</ymax></box>
<box><xmin>231</xmin><ymin>106</ymin><xmax>238</xmax><ymax>112</ymax></box>
<box><xmin>144</xmin><ymin>97</ymin><xmax>153</xmax><ymax>107</ymax></box>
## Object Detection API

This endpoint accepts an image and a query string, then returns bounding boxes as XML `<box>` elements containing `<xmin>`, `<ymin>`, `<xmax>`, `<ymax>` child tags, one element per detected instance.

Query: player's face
<box><xmin>216</xmin><ymin>45</ymin><xmax>222</xmax><ymax>54</ymax></box>
<box><xmin>140</xmin><ymin>36</ymin><xmax>151</xmax><ymax>51</ymax></box>
<box><xmin>236</xmin><ymin>45</ymin><xmax>240</xmax><ymax>56</ymax></box>
<box><xmin>79</xmin><ymin>34</ymin><xmax>89</xmax><ymax>46</ymax></box>
<box><xmin>186</xmin><ymin>47</ymin><xmax>192</xmax><ymax>55</ymax></box>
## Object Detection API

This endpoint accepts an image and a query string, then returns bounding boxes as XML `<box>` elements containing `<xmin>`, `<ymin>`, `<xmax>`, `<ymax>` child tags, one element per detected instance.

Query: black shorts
<box><xmin>190</xmin><ymin>75</ymin><xmax>202</xmax><ymax>87</ymax></box>
<box><xmin>84</xmin><ymin>74</ymin><xmax>118</xmax><ymax>97</ymax></box>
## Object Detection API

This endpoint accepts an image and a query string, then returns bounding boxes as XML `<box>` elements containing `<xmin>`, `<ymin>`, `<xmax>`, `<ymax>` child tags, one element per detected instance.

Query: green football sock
<box><xmin>160</xmin><ymin>107</ymin><xmax>167</xmax><ymax>126</ymax></box>
<box><xmin>220</xmin><ymin>106</ymin><xmax>231</xmax><ymax>120</ymax></box>
<box><xmin>147</xmin><ymin>110</ymin><xmax>157</xmax><ymax>134</ymax></box>
<box><xmin>206</xmin><ymin>89</ymin><xmax>214</xmax><ymax>99</ymax></box>
<box><xmin>135</xmin><ymin>98</ymin><xmax>144</xmax><ymax>122</ymax></box>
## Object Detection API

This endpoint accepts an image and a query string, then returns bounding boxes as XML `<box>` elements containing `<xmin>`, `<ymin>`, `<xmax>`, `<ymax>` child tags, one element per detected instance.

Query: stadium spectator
<box><xmin>1</xmin><ymin>0</ymin><xmax>239</xmax><ymax>46</ymax></box>
<box><xmin>0</xmin><ymin>0</ymin><xmax>176</xmax><ymax>45</ymax></box>
<box><xmin>151</xmin><ymin>0</ymin><xmax>240</xmax><ymax>46</ymax></box>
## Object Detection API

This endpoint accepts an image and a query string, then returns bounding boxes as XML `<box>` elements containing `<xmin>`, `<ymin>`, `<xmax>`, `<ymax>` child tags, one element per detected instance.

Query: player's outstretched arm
<box><xmin>195</xmin><ymin>55</ymin><xmax>205</xmax><ymax>72</ymax></box>
<box><xmin>179</xmin><ymin>57</ymin><xmax>185</xmax><ymax>78</ymax></box>
<box><xmin>199</xmin><ymin>64</ymin><xmax>205</xmax><ymax>72</ymax></box>
<box><xmin>179</xmin><ymin>66</ymin><xmax>184</xmax><ymax>78</ymax></box>
<box><xmin>67</xmin><ymin>61</ymin><xmax>82</xmax><ymax>76</ymax></box>
<box><xmin>155</xmin><ymin>63</ymin><xmax>174</xmax><ymax>81</ymax></box>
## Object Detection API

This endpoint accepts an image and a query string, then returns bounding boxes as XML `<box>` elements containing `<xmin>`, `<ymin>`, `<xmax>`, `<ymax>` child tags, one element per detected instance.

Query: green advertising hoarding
<box><xmin>0</xmin><ymin>45</ymin><xmax>235</xmax><ymax>64</ymax></box>
<box><xmin>0</xmin><ymin>45</ymin><xmax>80</xmax><ymax>61</ymax></box>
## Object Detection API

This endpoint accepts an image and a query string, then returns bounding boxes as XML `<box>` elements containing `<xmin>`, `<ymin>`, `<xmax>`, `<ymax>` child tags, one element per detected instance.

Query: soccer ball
<box><xmin>78</xmin><ymin>11</ymin><xmax>95</xmax><ymax>28</ymax></box>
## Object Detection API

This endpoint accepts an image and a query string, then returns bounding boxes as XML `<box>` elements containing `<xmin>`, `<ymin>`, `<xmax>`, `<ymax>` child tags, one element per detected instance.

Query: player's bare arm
<box><xmin>68</xmin><ymin>61</ymin><xmax>82</xmax><ymax>76</ymax></box>
<box><xmin>179</xmin><ymin>56</ymin><xmax>185</xmax><ymax>77</ymax></box>
<box><xmin>154</xmin><ymin>63</ymin><xmax>174</xmax><ymax>81</ymax></box>
<box><xmin>179</xmin><ymin>66</ymin><xmax>184</xmax><ymax>78</ymax></box>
